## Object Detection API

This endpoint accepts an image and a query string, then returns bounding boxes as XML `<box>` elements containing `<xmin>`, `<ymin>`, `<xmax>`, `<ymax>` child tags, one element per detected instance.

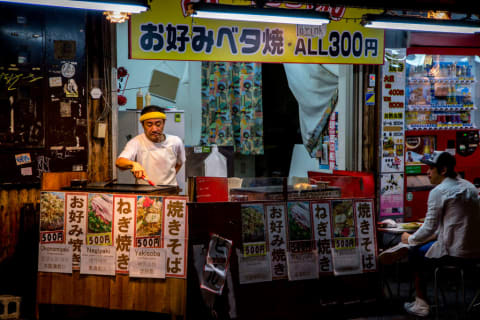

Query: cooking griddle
<box><xmin>62</xmin><ymin>183</ymin><xmax>178</xmax><ymax>194</ymax></box>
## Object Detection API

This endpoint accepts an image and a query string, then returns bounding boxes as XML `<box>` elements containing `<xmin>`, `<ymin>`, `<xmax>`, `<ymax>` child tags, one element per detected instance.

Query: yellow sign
<box><xmin>130</xmin><ymin>1</ymin><xmax>384</xmax><ymax>64</ymax></box>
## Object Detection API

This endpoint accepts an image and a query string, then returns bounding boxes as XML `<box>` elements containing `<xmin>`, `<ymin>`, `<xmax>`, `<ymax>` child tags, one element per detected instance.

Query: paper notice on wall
<box><xmin>380</xmin><ymin>173</ymin><xmax>404</xmax><ymax>217</ymax></box>
<box><xmin>332</xmin><ymin>247</ymin><xmax>362</xmax><ymax>276</ymax></box>
<box><xmin>286</xmin><ymin>251</ymin><xmax>319</xmax><ymax>281</ymax></box>
<box><xmin>381</xmin><ymin>48</ymin><xmax>406</xmax><ymax>173</ymax></box>
<box><xmin>80</xmin><ymin>245</ymin><xmax>116</xmax><ymax>276</ymax></box>
<box><xmin>21</xmin><ymin>167</ymin><xmax>33</xmax><ymax>176</ymax></box>
<box><xmin>49</xmin><ymin>76</ymin><xmax>62</xmax><ymax>87</ymax></box>
<box><xmin>201</xmin><ymin>234</ymin><xmax>233</xmax><ymax>294</ymax></box>
<box><xmin>129</xmin><ymin>247</ymin><xmax>166</xmax><ymax>279</ymax></box>
<box><xmin>38</xmin><ymin>243</ymin><xmax>73</xmax><ymax>274</ymax></box>
<box><xmin>237</xmin><ymin>248</ymin><xmax>272</xmax><ymax>284</ymax></box>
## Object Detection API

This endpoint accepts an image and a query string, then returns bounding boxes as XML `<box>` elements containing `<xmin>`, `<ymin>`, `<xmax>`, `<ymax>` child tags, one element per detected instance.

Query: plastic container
<box><xmin>145</xmin><ymin>92</ymin><xmax>151</xmax><ymax>106</ymax></box>
<box><xmin>136</xmin><ymin>88</ymin><xmax>143</xmax><ymax>110</ymax></box>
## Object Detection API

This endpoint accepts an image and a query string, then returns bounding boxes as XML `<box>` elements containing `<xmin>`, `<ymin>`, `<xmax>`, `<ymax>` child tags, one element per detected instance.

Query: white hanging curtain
<box><xmin>283</xmin><ymin>63</ymin><xmax>339</xmax><ymax>158</ymax></box>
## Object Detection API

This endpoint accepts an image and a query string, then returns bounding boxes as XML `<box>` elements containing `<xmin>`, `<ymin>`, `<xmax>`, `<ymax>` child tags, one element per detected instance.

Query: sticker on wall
<box><xmin>60</xmin><ymin>101</ymin><xmax>72</xmax><ymax>117</ymax></box>
<box><xmin>49</xmin><ymin>76</ymin><xmax>62</xmax><ymax>87</ymax></box>
<box><xmin>64</xmin><ymin>79</ymin><xmax>78</xmax><ymax>97</ymax></box>
<box><xmin>15</xmin><ymin>153</ymin><xmax>31</xmax><ymax>165</ymax></box>
<box><xmin>61</xmin><ymin>62</ymin><xmax>76</xmax><ymax>78</ymax></box>
<box><xmin>21</xmin><ymin>167</ymin><xmax>33</xmax><ymax>176</ymax></box>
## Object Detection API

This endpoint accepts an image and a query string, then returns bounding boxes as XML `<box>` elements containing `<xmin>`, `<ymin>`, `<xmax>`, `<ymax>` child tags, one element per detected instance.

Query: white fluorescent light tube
<box><xmin>193</xmin><ymin>11</ymin><xmax>329</xmax><ymax>25</ymax></box>
<box><xmin>0</xmin><ymin>0</ymin><xmax>148</xmax><ymax>13</ymax></box>
<box><xmin>362</xmin><ymin>14</ymin><xmax>480</xmax><ymax>34</ymax></box>
<box><xmin>366</xmin><ymin>21</ymin><xmax>480</xmax><ymax>34</ymax></box>
<box><xmin>191</xmin><ymin>4</ymin><xmax>330</xmax><ymax>26</ymax></box>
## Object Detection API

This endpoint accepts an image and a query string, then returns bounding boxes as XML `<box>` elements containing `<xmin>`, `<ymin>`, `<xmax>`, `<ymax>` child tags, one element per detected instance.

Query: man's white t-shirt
<box><xmin>118</xmin><ymin>133</ymin><xmax>185</xmax><ymax>186</ymax></box>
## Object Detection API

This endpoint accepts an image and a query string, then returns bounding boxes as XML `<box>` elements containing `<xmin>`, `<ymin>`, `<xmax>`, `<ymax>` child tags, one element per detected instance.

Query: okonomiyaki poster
<box><xmin>239</xmin><ymin>203</ymin><xmax>272</xmax><ymax>283</ymax></box>
<box><xmin>241</xmin><ymin>203</ymin><xmax>268</xmax><ymax>257</ymax></box>
<box><xmin>40</xmin><ymin>191</ymin><xmax>66</xmax><ymax>244</ymax></box>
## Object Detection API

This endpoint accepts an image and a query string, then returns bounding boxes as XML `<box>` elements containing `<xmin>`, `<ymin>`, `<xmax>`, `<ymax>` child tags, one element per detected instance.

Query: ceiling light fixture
<box><xmin>189</xmin><ymin>3</ymin><xmax>330</xmax><ymax>26</ymax></box>
<box><xmin>104</xmin><ymin>11</ymin><xmax>131</xmax><ymax>23</ymax></box>
<box><xmin>361</xmin><ymin>14</ymin><xmax>480</xmax><ymax>34</ymax></box>
<box><xmin>0</xmin><ymin>0</ymin><xmax>148</xmax><ymax>13</ymax></box>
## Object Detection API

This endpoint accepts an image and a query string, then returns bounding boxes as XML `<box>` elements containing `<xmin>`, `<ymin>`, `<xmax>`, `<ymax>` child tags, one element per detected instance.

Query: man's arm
<box><xmin>116</xmin><ymin>157</ymin><xmax>147</xmax><ymax>179</ymax></box>
<box><xmin>174</xmin><ymin>137</ymin><xmax>186</xmax><ymax>174</ymax></box>
<box><xmin>175</xmin><ymin>162</ymin><xmax>182</xmax><ymax>173</ymax></box>
<box><xmin>407</xmin><ymin>188</ymin><xmax>442</xmax><ymax>246</ymax></box>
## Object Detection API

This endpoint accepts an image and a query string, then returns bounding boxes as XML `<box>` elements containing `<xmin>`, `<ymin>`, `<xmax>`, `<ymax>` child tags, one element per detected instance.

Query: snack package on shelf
<box><xmin>407</xmin><ymin>80</ymin><xmax>431</xmax><ymax>106</ymax></box>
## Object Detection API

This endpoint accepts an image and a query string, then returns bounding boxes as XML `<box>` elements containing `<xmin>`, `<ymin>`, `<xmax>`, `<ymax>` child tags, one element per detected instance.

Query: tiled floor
<box><xmin>354</xmin><ymin>262</ymin><xmax>480</xmax><ymax>320</ymax></box>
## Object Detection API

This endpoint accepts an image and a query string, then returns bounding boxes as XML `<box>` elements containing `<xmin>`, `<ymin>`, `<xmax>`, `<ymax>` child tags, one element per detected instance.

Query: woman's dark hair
<box><xmin>141</xmin><ymin>105</ymin><xmax>166</xmax><ymax>115</ymax></box>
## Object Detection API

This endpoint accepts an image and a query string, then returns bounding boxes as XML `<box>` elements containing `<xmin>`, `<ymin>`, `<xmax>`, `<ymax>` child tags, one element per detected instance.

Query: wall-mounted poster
<box><xmin>405</xmin><ymin>135</ymin><xmax>436</xmax><ymax>165</ymax></box>
<box><xmin>381</xmin><ymin>49</ymin><xmax>406</xmax><ymax>173</ymax></box>
<box><xmin>65</xmin><ymin>192</ymin><xmax>87</xmax><ymax>270</ymax></box>
<box><xmin>380</xmin><ymin>173</ymin><xmax>404</xmax><ymax>217</ymax></box>
<box><xmin>86</xmin><ymin>193</ymin><xmax>113</xmax><ymax>246</ymax></box>
<box><xmin>286</xmin><ymin>201</ymin><xmax>318</xmax><ymax>280</ymax></box>
<box><xmin>40</xmin><ymin>191</ymin><xmax>66</xmax><ymax>244</ymax></box>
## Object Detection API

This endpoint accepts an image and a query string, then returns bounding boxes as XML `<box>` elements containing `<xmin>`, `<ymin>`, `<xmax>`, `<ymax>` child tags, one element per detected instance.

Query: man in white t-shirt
<box><xmin>116</xmin><ymin>105</ymin><xmax>185</xmax><ymax>186</ymax></box>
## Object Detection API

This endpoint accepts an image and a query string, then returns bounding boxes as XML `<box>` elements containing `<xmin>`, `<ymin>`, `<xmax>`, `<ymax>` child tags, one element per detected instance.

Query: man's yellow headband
<box><xmin>139</xmin><ymin>111</ymin><xmax>166</xmax><ymax>122</ymax></box>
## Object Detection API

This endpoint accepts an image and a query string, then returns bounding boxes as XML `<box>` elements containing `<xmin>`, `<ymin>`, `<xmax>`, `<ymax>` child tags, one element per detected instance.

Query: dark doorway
<box><xmin>256</xmin><ymin>63</ymin><xmax>302</xmax><ymax>177</ymax></box>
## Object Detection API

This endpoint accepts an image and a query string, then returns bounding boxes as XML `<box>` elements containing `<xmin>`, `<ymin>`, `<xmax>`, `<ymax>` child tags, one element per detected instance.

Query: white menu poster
<box><xmin>163</xmin><ymin>197</ymin><xmax>188</xmax><ymax>278</ymax></box>
<box><xmin>129</xmin><ymin>247</ymin><xmax>166</xmax><ymax>279</ymax></box>
<box><xmin>379</xmin><ymin>173</ymin><xmax>404</xmax><ymax>217</ymax></box>
<box><xmin>355</xmin><ymin>200</ymin><xmax>377</xmax><ymax>272</ymax></box>
<box><xmin>113</xmin><ymin>195</ymin><xmax>136</xmax><ymax>273</ymax></box>
<box><xmin>237</xmin><ymin>249</ymin><xmax>272</xmax><ymax>284</ymax></box>
<box><xmin>381</xmin><ymin>48</ymin><xmax>406</xmax><ymax>173</ymax></box>
<box><xmin>264</xmin><ymin>203</ymin><xmax>288</xmax><ymax>280</ymax></box>
<box><xmin>38</xmin><ymin>243</ymin><xmax>72</xmax><ymax>274</ymax></box>
<box><xmin>80</xmin><ymin>245</ymin><xmax>116</xmax><ymax>276</ymax></box>
<box><xmin>311</xmin><ymin>201</ymin><xmax>333</xmax><ymax>274</ymax></box>
<box><xmin>65</xmin><ymin>192</ymin><xmax>87</xmax><ymax>270</ymax></box>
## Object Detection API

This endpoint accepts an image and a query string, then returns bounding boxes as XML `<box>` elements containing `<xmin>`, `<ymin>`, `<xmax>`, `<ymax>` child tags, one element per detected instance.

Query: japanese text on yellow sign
<box><xmin>129</xmin><ymin>1</ymin><xmax>384</xmax><ymax>64</ymax></box>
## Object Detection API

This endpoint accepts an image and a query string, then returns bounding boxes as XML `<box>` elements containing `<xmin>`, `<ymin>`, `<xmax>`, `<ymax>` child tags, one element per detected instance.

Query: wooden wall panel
<box><xmin>36</xmin><ymin>172</ymin><xmax>187</xmax><ymax>317</ymax></box>
<box><xmin>0</xmin><ymin>187</ymin><xmax>39</xmax><ymax>264</ymax></box>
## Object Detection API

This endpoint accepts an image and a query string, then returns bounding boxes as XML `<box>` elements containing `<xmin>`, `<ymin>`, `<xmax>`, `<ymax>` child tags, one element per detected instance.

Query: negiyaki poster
<box><xmin>285</xmin><ymin>201</ymin><xmax>318</xmax><ymax>280</ymax></box>
<box><xmin>241</xmin><ymin>203</ymin><xmax>267</xmax><ymax>257</ymax></box>
<box><xmin>86</xmin><ymin>193</ymin><xmax>113</xmax><ymax>246</ymax></box>
<box><xmin>286</xmin><ymin>201</ymin><xmax>314</xmax><ymax>253</ymax></box>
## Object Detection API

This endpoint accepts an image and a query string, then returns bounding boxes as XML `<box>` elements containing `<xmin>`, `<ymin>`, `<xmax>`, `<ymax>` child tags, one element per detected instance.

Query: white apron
<box><xmin>136</xmin><ymin>135</ymin><xmax>178</xmax><ymax>186</ymax></box>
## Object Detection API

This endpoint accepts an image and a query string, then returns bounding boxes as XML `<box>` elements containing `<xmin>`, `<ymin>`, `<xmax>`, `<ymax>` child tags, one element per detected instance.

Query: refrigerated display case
<box><xmin>404</xmin><ymin>49</ymin><xmax>480</xmax><ymax>221</ymax></box>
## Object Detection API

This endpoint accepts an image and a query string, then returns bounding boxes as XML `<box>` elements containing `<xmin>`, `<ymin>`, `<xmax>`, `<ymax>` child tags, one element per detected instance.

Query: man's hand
<box><xmin>401</xmin><ymin>232</ymin><xmax>411</xmax><ymax>244</ymax></box>
<box><xmin>130</xmin><ymin>161</ymin><xmax>147</xmax><ymax>179</ymax></box>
